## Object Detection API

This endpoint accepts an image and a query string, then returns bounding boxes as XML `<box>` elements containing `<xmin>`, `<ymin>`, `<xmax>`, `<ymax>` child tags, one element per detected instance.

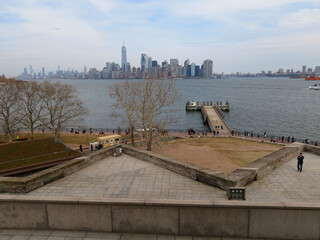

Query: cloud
<box><xmin>0</xmin><ymin>0</ymin><xmax>320</xmax><ymax>76</ymax></box>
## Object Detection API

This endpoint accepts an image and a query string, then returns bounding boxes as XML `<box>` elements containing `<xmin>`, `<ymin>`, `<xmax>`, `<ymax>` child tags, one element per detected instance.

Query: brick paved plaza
<box><xmin>20</xmin><ymin>152</ymin><xmax>320</xmax><ymax>203</ymax></box>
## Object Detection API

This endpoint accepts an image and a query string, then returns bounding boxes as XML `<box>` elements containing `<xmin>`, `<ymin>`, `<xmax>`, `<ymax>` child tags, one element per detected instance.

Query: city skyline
<box><xmin>1</xmin><ymin>0</ymin><xmax>320</xmax><ymax>77</ymax></box>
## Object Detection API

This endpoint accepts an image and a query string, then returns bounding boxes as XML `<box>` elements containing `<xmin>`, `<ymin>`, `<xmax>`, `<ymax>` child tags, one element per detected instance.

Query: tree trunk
<box><xmin>30</xmin><ymin>126</ymin><xmax>34</xmax><ymax>140</ymax></box>
<box><xmin>146</xmin><ymin>130</ymin><xmax>153</xmax><ymax>151</ymax></box>
<box><xmin>130</xmin><ymin>126</ymin><xmax>135</xmax><ymax>147</ymax></box>
<box><xmin>8</xmin><ymin>129</ymin><xmax>14</xmax><ymax>143</ymax></box>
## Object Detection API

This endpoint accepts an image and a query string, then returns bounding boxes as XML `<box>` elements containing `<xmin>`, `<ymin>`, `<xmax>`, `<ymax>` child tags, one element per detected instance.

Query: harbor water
<box><xmin>55</xmin><ymin>77</ymin><xmax>320</xmax><ymax>141</ymax></box>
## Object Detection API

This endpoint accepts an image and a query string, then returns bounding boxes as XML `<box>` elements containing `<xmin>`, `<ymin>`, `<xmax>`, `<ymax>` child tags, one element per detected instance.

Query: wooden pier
<box><xmin>186</xmin><ymin>101</ymin><xmax>231</xmax><ymax>133</ymax></box>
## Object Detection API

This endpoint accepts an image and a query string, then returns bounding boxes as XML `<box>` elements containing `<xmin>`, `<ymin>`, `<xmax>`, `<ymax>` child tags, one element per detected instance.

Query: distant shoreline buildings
<box><xmin>17</xmin><ymin>44</ymin><xmax>320</xmax><ymax>80</ymax></box>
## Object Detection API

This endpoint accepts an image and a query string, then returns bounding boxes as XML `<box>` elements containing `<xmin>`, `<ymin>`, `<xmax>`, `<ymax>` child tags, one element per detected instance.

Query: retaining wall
<box><xmin>0</xmin><ymin>196</ymin><xmax>319</xmax><ymax>239</ymax></box>
<box><xmin>303</xmin><ymin>144</ymin><xmax>320</xmax><ymax>156</ymax></box>
<box><xmin>0</xmin><ymin>145</ymin><xmax>118</xmax><ymax>193</ymax></box>
<box><xmin>122</xmin><ymin>144</ymin><xmax>300</xmax><ymax>190</ymax></box>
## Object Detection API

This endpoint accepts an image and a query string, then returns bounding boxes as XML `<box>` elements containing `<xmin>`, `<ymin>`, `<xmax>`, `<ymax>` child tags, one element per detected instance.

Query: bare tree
<box><xmin>108</xmin><ymin>80</ymin><xmax>140</xmax><ymax>146</ymax></box>
<box><xmin>0</xmin><ymin>81</ymin><xmax>23</xmax><ymax>142</ymax></box>
<box><xmin>19</xmin><ymin>81</ymin><xmax>44</xmax><ymax>140</ymax></box>
<box><xmin>136</xmin><ymin>79</ymin><xmax>180</xmax><ymax>151</ymax></box>
<box><xmin>40</xmin><ymin>81</ymin><xmax>88</xmax><ymax>137</ymax></box>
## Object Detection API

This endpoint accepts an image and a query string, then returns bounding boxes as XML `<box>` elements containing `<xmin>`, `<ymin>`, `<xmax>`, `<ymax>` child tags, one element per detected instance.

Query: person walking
<box><xmin>79</xmin><ymin>144</ymin><xmax>83</xmax><ymax>153</ymax></box>
<box><xmin>297</xmin><ymin>152</ymin><xmax>304</xmax><ymax>172</ymax></box>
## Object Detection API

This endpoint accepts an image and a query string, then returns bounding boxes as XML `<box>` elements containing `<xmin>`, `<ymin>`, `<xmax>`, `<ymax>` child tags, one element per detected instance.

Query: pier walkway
<box><xmin>201</xmin><ymin>105</ymin><xmax>231</xmax><ymax>133</ymax></box>
<box><xmin>186</xmin><ymin>101</ymin><xmax>231</xmax><ymax>133</ymax></box>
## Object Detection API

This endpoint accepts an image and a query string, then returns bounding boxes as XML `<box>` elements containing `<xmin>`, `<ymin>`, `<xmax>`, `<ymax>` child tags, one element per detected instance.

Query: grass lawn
<box><xmin>152</xmin><ymin>137</ymin><xmax>283</xmax><ymax>173</ymax></box>
<box><xmin>0</xmin><ymin>138</ymin><xmax>81</xmax><ymax>172</ymax></box>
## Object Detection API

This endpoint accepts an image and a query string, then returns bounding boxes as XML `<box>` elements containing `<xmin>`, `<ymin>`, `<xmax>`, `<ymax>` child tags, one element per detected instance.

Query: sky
<box><xmin>1</xmin><ymin>0</ymin><xmax>320</xmax><ymax>77</ymax></box>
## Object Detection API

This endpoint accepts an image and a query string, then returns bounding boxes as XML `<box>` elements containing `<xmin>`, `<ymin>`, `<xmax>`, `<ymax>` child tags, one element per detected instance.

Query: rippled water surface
<box><xmin>56</xmin><ymin>77</ymin><xmax>320</xmax><ymax>141</ymax></box>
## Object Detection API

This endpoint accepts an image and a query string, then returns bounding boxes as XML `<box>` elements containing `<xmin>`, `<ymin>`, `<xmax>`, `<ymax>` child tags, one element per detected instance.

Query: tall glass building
<box><xmin>121</xmin><ymin>43</ymin><xmax>127</xmax><ymax>72</ymax></box>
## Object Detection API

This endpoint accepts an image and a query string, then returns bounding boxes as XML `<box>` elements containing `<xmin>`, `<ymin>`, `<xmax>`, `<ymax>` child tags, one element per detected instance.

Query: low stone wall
<box><xmin>122</xmin><ymin>144</ymin><xmax>300</xmax><ymax>190</ymax></box>
<box><xmin>122</xmin><ymin>145</ymin><xmax>235</xmax><ymax>190</ymax></box>
<box><xmin>0</xmin><ymin>196</ymin><xmax>319</xmax><ymax>239</ymax></box>
<box><xmin>0</xmin><ymin>145</ymin><xmax>118</xmax><ymax>193</ymax></box>
<box><xmin>303</xmin><ymin>144</ymin><xmax>320</xmax><ymax>156</ymax></box>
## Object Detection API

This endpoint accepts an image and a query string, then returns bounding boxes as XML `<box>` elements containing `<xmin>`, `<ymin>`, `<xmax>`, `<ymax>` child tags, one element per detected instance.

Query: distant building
<box><xmin>29</xmin><ymin>65</ymin><xmax>33</xmax><ymax>76</ymax></box>
<box><xmin>202</xmin><ymin>59</ymin><xmax>213</xmax><ymax>78</ymax></box>
<box><xmin>121</xmin><ymin>43</ymin><xmax>127</xmax><ymax>72</ymax></box>
<box><xmin>152</xmin><ymin>61</ymin><xmax>158</xmax><ymax>68</ymax></box>
<box><xmin>141</xmin><ymin>54</ymin><xmax>148</xmax><ymax>72</ymax></box>
<box><xmin>191</xmin><ymin>63</ymin><xmax>195</xmax><ymax>77</ymax></box>
<box><xmin>195</xmin><ymin>65</ymin><xmax>200</xmax><ymax>77</ymax></box>
<box><xmin>170</xmin><ymin>59</ymin><xmax>179</xmax><ymax>67</ymax></box>
<box><xmin>42</xmin><ymin>67</ymin><xmax>46</xmax><ymax>77</ymax></box>
<box><xmin>302</xmin><ymin>65</ymin><xmax>307</xmax><ymax>73</ymax></box>
<box><xmin>148</xmin><ymin>57</ymin><xmax>152</xmax><ymax>69</ymax></box>
<box><xmin>187</xmin><ymin>65</ymin><xmax>191</xmax><ymax>77</ymax></box>
<box><xmin>315</xmin><ymin>66</ymin><xmax>320</xmax><ymax>73</ymax></box>
<box><xmin>184</xmin><ymin>59</ymin><xmax>190</xmax><ymax>76</ymax></box>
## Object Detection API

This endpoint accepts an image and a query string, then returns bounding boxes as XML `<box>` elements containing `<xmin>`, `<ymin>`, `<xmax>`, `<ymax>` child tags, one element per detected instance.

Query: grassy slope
<box><xmin>0</xmin><ymin>138</ymin><xmax>81</xmax><ymax>171</ymax></box>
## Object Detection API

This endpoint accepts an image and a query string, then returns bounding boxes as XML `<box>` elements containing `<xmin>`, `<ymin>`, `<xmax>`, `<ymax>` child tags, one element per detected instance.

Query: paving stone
<box><xmin>10</xmin><ymin>236</ymin><xmax>31</xmax><ymax>240</ymax></box>
<box><xmin>194</xmin><ymin>237</ymin><xmax>221</xmax><ymax>240</ymax></box>
<box><xmin>28</xmin><ymin>236</ymin><xmax>48</xmax><ymax>240</ymax></box>
<box><xmin>32</xmin><ymin>230</ymin><xmax>52</xmax><ymax>236</ymax></box>
<box><xmin>85</xmin><ymin>232</ymin><xmax>121</xmax><ymax>239</ymax></box>
<box><xmin>50</xmin><ymin>231</ymin><xmax>86</xmax><ymax>238</ymax></box>
<box><xmin>0</xmin><ymin>235</ymin><xmax>14</xmax><ymax>240</ymax></box>
<box><xmin>156</xmin><ymin>235</ymin><xmax>174</xmax><ymax>240</ymax></box>
<box><xmin>47</xmin><ymin>237</ymin><xmax>65</xmax><ymax>240</ymax></box>
<box><xmin>0</xmin><ymin>230</ymin><xmax>34</xmax><ymax>236</ymax></box>
<box><xmin>175</xmin><ymin>236</ymin><xmax>193</xmax><ymax>240</ymax></box>
<box><xmin>120</xmin><ymin>233</ymin><xmax>156</xmax><ymax>240</ymax></box>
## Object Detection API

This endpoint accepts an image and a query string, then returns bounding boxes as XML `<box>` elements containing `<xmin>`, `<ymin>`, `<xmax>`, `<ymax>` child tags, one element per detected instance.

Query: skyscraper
<box><xmin>170</xmin><ymin>59</ymin><xmax>179</xmax><ymax>67</ymax></box>
<box><xmin>202</xmin><ymin>59</ymin><xmax>213</xmax><ymax>78</ymax></box>
<box><xmin>302</xmin><ymin>65</ymin><xmax>307</xmax><ymax>73</ymax></box>
<box><xmin>42</xmin><ymin>67</ymin><xmax>46</xmax><ymax>77</ymax></box>
<box><xmin>141</xmin><ymin>54</ymin><xmax>148</xmax><ymax>72</ymax></box>
<box><xmin>121</xmin><ymin>42</ymin><xmax>127</xmax><ymax>72</ymax></box>
<box><xmin>148</xmin><ymin>57</ymin><xmax>152</xmax><ymax>70</ymax></box>
<box><xmin>29</xmin><ymin>65</ymin><xmax>33</xmax><ymax>76</ymax></box>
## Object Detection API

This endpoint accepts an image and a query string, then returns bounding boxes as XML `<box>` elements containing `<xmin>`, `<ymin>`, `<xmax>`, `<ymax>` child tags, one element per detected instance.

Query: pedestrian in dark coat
<box><xmin>297</xmin><ymin>152</ymin><xmax>304</xmax><ymax>172</ymax></box>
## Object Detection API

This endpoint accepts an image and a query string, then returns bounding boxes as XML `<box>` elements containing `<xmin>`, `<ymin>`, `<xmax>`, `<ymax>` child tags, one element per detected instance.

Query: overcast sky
<box><xmin>1</xmin><ymin>0</ymin><xmax>320</xmax><ymax>77</ymax></box>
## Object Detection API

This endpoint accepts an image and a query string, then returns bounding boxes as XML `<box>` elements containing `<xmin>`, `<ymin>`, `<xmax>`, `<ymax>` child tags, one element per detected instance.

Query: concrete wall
<box><xmin>0</xmin><ymin>196</ymin><xmax>319</xmax><ymax>239</ymax></box>
<box><xmin>0</xmin><ymin>145</ymin><xmax>118</xmax><ymax>193</ymax></box>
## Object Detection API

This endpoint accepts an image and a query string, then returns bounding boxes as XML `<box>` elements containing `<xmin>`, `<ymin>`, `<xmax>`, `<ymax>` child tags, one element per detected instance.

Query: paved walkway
<box><xmin>3</xmin><ymin>152</ymin><xmax>320</xmax><ymax>203</ymax></box>
<box><xmin>0</xmin><ymin>229</ymin><xmax>271</xmax><ymax>240</ymax></box>
<box><xmin>26</xmin><ymin>154</ymin><xmax>226</xmax><ymax>201</ymax></box>
<box><xmin>246</xmin><ymin>152</ymin><xmax>320</xmax><ymax>203</ymax></box>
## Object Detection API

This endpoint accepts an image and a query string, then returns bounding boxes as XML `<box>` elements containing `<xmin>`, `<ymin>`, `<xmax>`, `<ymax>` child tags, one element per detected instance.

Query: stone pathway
<box><xmin>26</xmin><ymin>154</ymin><xmax>226</xmax><ymax>201</ymax></box>
<box><xmin>246</xmin><ymin>152</ymin><xmax>320</xmax><ymax>202</ymax></box>
<box><xmin>0</xmin><ymin>229</ymin><xmax>271</xmax><ymax>240</ymax></box>
<box><xmin>3</xmin><ymin>152</ymin><xmax>320</xmax><ymax>203</ymax></box>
